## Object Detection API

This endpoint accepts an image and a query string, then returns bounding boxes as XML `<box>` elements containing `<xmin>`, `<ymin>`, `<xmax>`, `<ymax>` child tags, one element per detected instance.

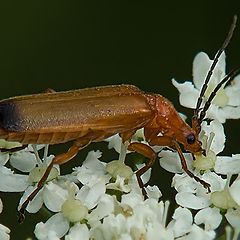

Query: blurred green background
<box><xmin>0</xmin><ymin>1</ymin><xmax>240</xmax><ymax>239</ymax></box>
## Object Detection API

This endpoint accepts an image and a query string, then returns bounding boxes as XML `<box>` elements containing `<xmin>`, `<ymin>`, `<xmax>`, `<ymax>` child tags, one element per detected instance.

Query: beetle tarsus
<box><xmin>194</xmin><ymin>175</ymin><xmax>211</xmax><ymax>193</ymax></box>
<box><xmin>0</xmin><ymin>145</ymin><xmax>26</xmax><ymax>153</ymax></box>
<box><xmin>17</xmin><ymin>209</ymin><xmax>25</xmax><ymax>224</ymax></box>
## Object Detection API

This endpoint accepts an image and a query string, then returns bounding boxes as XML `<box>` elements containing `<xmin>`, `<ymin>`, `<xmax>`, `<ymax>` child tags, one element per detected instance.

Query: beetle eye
<box><xmin>187</xmin><ymin>133</ymin><xmax>195</xmax><ymax>144</ymax></box>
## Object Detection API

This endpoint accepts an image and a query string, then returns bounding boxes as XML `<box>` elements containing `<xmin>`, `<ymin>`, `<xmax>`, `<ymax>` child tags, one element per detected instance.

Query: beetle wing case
<box><xmin>0</xmin><ymin>85</ymin><xmax>154</xmax><ymax>144</ymax></box>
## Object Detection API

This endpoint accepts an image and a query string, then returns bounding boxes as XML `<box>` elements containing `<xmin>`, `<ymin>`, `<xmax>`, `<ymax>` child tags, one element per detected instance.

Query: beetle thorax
<box><xmin>153</xmin><ymin>95</ymin><xmax>202</xmax><ymax>153</ymax></box>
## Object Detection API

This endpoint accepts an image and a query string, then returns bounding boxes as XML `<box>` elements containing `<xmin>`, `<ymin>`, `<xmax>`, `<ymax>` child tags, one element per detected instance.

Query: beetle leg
<box><xmin>120</xmin><ymin>130</ymin><xmax>136</xmax><ymax>143</ymax></box>
<box><xmin>128</xmin><ymin>142</ymin><xmax>156</xmax><ymax>198</ymax></box>
<box><xmin>173</xmin><ymin>140</ymin><xmax>211</xmax><ymax>192</ymax></box>
<box><xmin>147</xmin><ymin>135</ymin><xmax>211</xmax><ymax>192</ymax></box>
<box><xmin>18</xmin><ymin>138</ymin><xmax>91</xmax><ymax>223</ymax></box>
<box><xmin>52</xmin><ymin>142</ymin><xmax>90</xmax><ymax>165</ymax></box>
<box><xmin>0</xmin><ymin>145</ymin><xmax>27</xmax><ymax>153</ymax></box>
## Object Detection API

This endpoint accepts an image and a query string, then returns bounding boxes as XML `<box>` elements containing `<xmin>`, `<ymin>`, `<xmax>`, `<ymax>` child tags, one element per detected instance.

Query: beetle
<box><xmin>1</xmin><ymin>84</ymin><xmax>207</xmax><ymax>222</ymax></box>
<box><xmin>0</xmin><ymin>16</ymin><xmax>238</xmax><ymax>222</ymax></box>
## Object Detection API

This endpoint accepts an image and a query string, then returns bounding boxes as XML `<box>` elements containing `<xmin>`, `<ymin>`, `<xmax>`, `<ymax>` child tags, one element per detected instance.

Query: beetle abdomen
<box><xmin>2</xmin><ymin>130</ymin><xmax>93</xmax><ymax>144</ymax></box>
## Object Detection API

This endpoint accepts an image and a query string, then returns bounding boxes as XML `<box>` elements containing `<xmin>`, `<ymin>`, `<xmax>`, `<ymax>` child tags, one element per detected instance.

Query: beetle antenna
<box><xmin>192</xmin><ymin>15</ymin><xmax>237</xmax><ymax>133</ymax></box>
<box><xmin>194</xmin><ymin>15</ymin><xmax>237</xmax><ymax>117</ymax></box>
<box><xmin>198</xmin><ymin>67</ymin><xmax>240</xmax><ymax>122</ymax></box>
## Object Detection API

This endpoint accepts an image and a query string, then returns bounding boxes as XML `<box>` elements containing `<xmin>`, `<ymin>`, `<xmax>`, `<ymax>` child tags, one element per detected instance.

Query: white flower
<box><xmin>34</xmin><ymin>183</ymin><xmax>89</xmax><ymax>239</ymax></box>
<box><xmin>0</xmin><ymin>146</ymin><xmax>59</xmax><ymax>197</ymax></box>
<box><xmin>0</xmin><ymin>145</ymin><xmax>61</xmax><ymax>214</ymax></box>
<box><xmin>159</xmin><ymin>114</ymin><xmax>240</xmax><ymax>231</ymax></box>
<box><xmin>32</xmin><ymin>151</ymin><xmax>164</xmax><ymax>240</ymax></box>
<box><xmin>172</xmin><ymin>51</ymin><xmax>240</xmax><ymax>123</ymax></box>
<box><xmin>90</xmin><ymin>199</ymin><xmax>175</xmax><ymax>240</ymax></box>
<box><xmin>0</xmin><ymin>199</ymin><xmax>10</xmax><ymax>240</ymax></box>
<box><xmin>0</xmin><ymin>224</ymin><xmax>10</xmax><ymax>240</ymax></box>
<box><xmin>171</xmin><ymin>172</ymin><xmax>223</xmax><ymax>230</ymax></box>
<box><xmin>18</xmin><ymin>162</ymin><xmax>60</xmax><ymax>213</ymax></box>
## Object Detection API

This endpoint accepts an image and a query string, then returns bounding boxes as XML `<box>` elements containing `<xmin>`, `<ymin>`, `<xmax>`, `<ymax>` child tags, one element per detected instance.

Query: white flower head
<box><xmin>173</xmin><ymin>51</ymin><xmax>240</xmax><ymax>123</ymax></box>
<box><xmin>2</xmin><ymin>49</ymin><xmax>240</xmax><ymax>239</ymax></box>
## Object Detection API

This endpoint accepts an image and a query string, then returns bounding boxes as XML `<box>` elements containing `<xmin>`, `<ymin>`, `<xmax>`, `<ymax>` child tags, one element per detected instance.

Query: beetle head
<box><xmin>182</xmin><ymin>130</ymin><xmax>203</xmax><ymax>154</ymax></box>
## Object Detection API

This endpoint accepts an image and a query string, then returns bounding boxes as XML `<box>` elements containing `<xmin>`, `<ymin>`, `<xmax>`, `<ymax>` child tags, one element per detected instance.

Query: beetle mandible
<box><xmin>0</xmin><ymin>16</ymin><xmax>238</xmax><ymax>221</ymax></box>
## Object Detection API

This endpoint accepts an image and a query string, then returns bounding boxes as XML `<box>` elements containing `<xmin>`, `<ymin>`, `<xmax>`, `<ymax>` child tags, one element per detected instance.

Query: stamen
<box><xmin>43</xmin><ymin>144</ymin><xmax>49</xmax><ymax>162</ymax></box>
<box><xmin>233</xmin><ymin>228</ymin><xmax>240</xmax><ymax>240</ymax></box>
<box><xmin>162</xmin><ymin>200</ymin><xmax>170</xmax><ymax>227</ymax></box>
<box><xmin>206</xmin><ymin>132</ymin><xmax>215</xmax><ymax>154</ymax></box>
<box><xmin>225</xmin><ymin>225</ymin><xmax>232</xmax><ymax>240</ymax></box>
<box><xmin>31</xmin><ymin>144</ymin><xmax>42</xmax><ymax>165</ymax></box>
<box><xmin>119</xmin><ymin>141</ymin><xmax>129</xmax><ymax>163</ymax></box>
<box><xmin>224</xmin><ymin>173</ymin><xmax>232</xmax><ymax>191</ymax></box>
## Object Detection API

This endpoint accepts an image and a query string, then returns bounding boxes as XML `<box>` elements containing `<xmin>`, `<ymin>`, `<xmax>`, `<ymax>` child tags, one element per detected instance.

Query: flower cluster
<box><xmin>166</xmin><ymin>51</ymin><xmax>240</xmax><ymax>239</ymax></box>
<box><xmin>0</xmin><ymin>51</ymin><xmax>240</xmax><ymax>239</ymax></box>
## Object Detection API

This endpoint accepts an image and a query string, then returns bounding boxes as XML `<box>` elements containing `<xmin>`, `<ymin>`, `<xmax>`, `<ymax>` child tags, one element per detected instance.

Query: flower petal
<box><xmin>0</xmin><ymin>199</ymin><xmax>2</xmax><ymax>214</ymax></box>
<box><xmin>172</xmin><ymin>79</ymin><xmax>199</xmax><ymax>108</ymax></box>
<box><xmin>34</xmin><ymin>213</ymin><xmax>69</xmax><ymax>239</ymax></box>
<box><xmin>179</xmin><ymin>224</ymin><xmax>216</xmax><ymax>240</ymax></box>
<box><xmin>229</xmin><ymin>178</ymin><xmax>240</xmax><ymax>205</ymax></box>
<box><xmin>193</xmin><ymin>52</ymin><xmax>212</xmax><ymax>89</ymax></box>
<box><xmin>43</xmin><ymin>182</ymin><xmax>69</xmax><ymax>212</ymax></box>
<box><xmin>0</xmin><ymin>224</ymin><xmax>10</xmax><ymax>240</ymax></box>
<box><xmin>105</xmin><ymin>134</ymin><xmax>122</xmax><ymax>153</ymax></box>
<box><xmin>88</xmin><ymin>194</ymin><xmax>114</xmax><ymax>223</ymax></box>
<box><xmin>76</xmin><ymin>150</ymin><xmax>110</xmax><ymax>187</ymax></box>
<box><xmin>0</xmin><ymin>166</ymin><xmax>29</xmax><ymax>192</ymax></box>
<box><xmin>215</xmin><ymin>155</ymin><xmax>240</xmax><ymax>175</ymax></box>
<box><xmin>145</xmin><ymin>185</ymin><xmax>162</xmax><ymax>200</ymax></box>
<box><xmin>159</xmin><ymin>151</ymin><xmax>193</xmax><ymax>174</ymax></box>
<box><xmin>222</xmin><ymin>105</ymin><xmax>240</xmax><ymax>120</ymax></box>
<box><xmin>225</xmin><ymin>208</ymin><xmax>240</xmax><ymax>228</ymax></box>
<box><xmin>0</xmin><ymin>139</ymin><xmax>22</xmax><ymax>149</ymax></box>
<box><xmin>76</xmin><ymin>179</ymin><xmax>106</xmax><ymax>209</ymax></box>
<box><xmin>194</xmin><ymin>207</ymin><xmax>222</xmax><ymax>230</ymax></box>
<box><xmin>193</xmin><ymin>51</ymin><xmax>226</xmax><ymax>88</ymax></box>
<box><xmin>200</xmin><ymin>120</ymin><xmax>225</xmax><ymax>154</ymax></box>
<box><xmin>0</xmin><ymin>153</ymin><xmax>9</xmax><ymax>166</ymax></box>
<box><xmin>65</xmin><ymin>223</ymin><xmax>89</xmax><ymax>240</ymax></box>
<box><xmin>172</xmin><ymin>174</ymin><xmax>200</xmax><ymax>193</ymax></box>
<box><xmin>10</xmin><ymin>151</ymin><xmax>37</xmax><ymax>172</ymax></box>
<box><xmin>19</xmin><ymin>186</ymin><xmax>44</xmax><ymax>213</ymax></box>
<box><xmin>170</xmin><ymin>207</ymin><xmax>193</xmax><ymax>237</ymax></box>
<box><xmin>225</xmin><ymin>74</ymin><xmax>240</xmax><ymax>106</ymax></box>
<box><xmin>176</xmin><ymin>192</ymin><xmax>210</xmax><ymax>210</ymax></box>
<box><xmin>201</xmin><ymin>172</ymin><xmax>226</xmax><ymax>192</ymax></box>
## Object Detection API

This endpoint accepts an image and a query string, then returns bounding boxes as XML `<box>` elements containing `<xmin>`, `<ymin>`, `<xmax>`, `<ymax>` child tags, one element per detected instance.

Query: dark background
<box><xmin>0</xmin><ymin>1</ymin><xmax>240</xmax><ymax>239</ymax></box>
